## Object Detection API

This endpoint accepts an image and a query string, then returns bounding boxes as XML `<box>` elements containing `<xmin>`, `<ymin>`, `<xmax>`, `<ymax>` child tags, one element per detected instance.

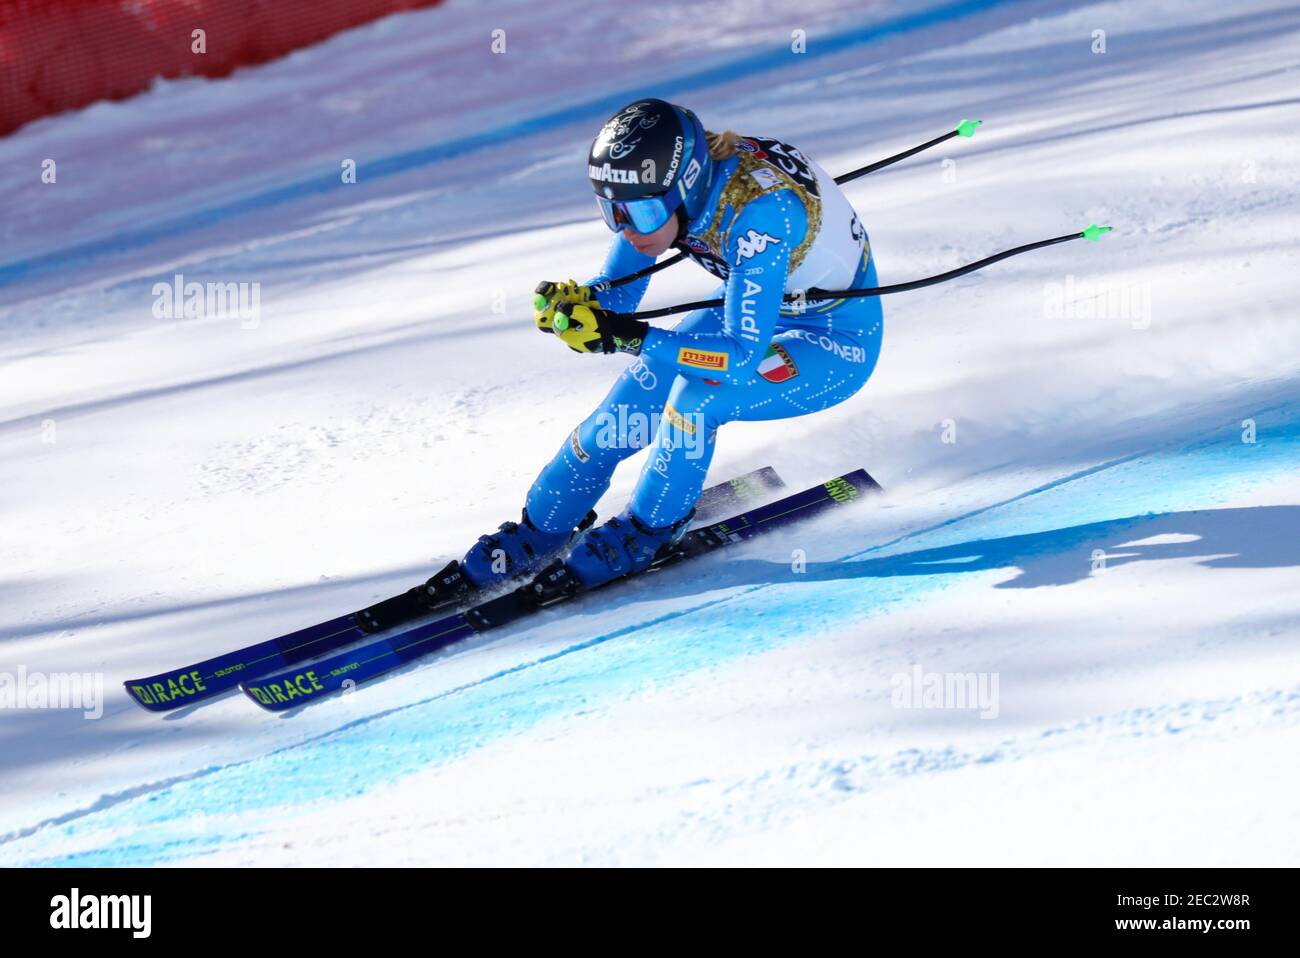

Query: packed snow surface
<box><xmin>1</xmin><ymin>0</ymin><xmax>1297</xmax><ymax>865</ymax></box>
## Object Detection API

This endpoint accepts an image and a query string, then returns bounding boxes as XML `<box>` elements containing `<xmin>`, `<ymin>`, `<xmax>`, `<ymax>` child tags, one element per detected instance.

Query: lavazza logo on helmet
<box><xmin>588</xmin><ymin>162</ymin><xmax>642</xmax><ymax>185</ymax></box>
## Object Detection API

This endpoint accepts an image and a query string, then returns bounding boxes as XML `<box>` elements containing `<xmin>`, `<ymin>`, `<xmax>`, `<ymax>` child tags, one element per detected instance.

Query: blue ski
<box><xmin>241</xmin><ymin>469</ymin><xmax>880</xmax><ymax>712</ymax></box>
<box><xmin>124</xmin><ymin>466</ymin><xmax>785</xmax><ymax>712</ymax></box>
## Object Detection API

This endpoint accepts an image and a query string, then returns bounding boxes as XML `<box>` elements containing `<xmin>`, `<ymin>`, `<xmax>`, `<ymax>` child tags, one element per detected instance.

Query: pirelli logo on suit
<box><xmin>678</xmin><ymin>348</ymin><xmax>729</xmax><ymax>371</ymax></box>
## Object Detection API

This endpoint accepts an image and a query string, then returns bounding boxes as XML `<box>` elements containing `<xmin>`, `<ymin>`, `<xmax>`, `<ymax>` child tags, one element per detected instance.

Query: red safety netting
<box><xmin>0</xmin><ymin>0</ymin><xmax>444</xmax><ymax>136</ymax></box>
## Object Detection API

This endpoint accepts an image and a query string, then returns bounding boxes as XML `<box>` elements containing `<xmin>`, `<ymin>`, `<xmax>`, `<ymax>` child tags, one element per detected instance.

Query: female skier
<box><xmin>458</xmin><ymin>98</ymin><xmax>883</xmax><ymax>591</ymax></box>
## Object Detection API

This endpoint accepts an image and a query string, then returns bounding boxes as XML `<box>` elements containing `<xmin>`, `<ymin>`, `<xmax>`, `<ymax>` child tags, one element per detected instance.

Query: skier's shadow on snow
<box><xmin>657</xmin><ymin>504</ymin><xmax>1300</xmax><ymax>594</ymax></box>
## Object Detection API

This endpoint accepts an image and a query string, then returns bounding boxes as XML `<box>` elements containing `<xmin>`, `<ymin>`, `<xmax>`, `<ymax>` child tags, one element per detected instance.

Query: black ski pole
<box><xmin>616</xmin><ymin>225</ymin><xmax>1113</xmax><ymax>321</ymax></box>
<box><xmin>833</xmin><ymin>118</ymin><xmax>981</xmax><ymax>184</ymax></box>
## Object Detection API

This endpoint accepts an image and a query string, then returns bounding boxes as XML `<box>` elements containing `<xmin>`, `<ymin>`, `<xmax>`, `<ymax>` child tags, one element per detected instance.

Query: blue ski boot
<box><xmin>563</xmin><ymin>508</ymin><xmax>694</xmax><ymax>589</ymax></box>
<box><xmin>461</xmin><ymin>509</ymin><xmax>595</xmax><ymax>589</ymax></box>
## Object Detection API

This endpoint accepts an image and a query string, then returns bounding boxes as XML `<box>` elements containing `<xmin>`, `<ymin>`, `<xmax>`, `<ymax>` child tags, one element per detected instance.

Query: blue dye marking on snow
<box><xmin>15</xmin><ymin>404</ymin><xmax>1300</xmax><ymax>865</ymax></box>
<box><xmin>0</xmin><ymin>0</ymin><xmax>1015</xmax><ymax>287</ymax></box>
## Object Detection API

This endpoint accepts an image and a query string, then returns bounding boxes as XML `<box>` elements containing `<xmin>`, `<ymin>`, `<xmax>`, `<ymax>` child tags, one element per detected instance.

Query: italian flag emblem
<box><xmin>757</xmin><ymin>342</ymin><xmax>798</xmax><ymax>383</ymax></box>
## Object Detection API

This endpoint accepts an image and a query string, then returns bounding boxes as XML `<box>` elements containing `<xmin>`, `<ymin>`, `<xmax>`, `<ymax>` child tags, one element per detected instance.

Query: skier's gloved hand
<box><xmin>553</xmin><ymin>303</ymin><xmax>649</xmax><ymax>355</ymax></box>
<box><xmin>533</xmin><ymin>280</ymin><xmax>597</xmax><ymax>333</ymax></box>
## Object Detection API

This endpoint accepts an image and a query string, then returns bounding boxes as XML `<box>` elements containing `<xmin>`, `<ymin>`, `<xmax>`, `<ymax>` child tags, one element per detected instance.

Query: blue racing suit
<box><xmin>526</xmin><ymin>135</ymin><xmax>884</xmax><ymax>531</ymax></box>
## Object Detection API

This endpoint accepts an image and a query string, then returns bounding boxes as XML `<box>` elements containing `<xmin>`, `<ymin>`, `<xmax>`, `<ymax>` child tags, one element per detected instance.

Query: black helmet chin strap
<box><xmin>673</xmin><ymin>207</ymin><xmax>690</xmax><ymax>243</ymax></box>
<box><xmin>588</xmin><ymin>220</ymin><xmax>689</xmax><ymax>295</ymax></box>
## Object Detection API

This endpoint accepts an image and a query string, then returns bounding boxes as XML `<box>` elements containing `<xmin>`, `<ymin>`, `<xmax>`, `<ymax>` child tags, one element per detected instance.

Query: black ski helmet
<box><xmin>588</xmin><ymin>98</ymin><xmax>713</xmax><ymax>234</ymax></box>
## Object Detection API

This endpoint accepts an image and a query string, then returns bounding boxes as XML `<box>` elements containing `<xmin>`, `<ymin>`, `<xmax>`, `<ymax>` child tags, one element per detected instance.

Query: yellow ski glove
<box><xmin>552</xmin><ymin>302</ymin><xmax>649</xmax><ymax>355</ymax></box>
<box><xmin>533</xmin><ymin>280</ymin><xmax>597</xmax><ymax>333</ymax></box>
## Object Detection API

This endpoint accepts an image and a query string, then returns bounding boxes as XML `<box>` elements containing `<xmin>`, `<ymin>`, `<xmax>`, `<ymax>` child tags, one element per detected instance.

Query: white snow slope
<box><xmin>1</xmin><ymin>0</ymin><xmax>1298</xmax><ymax>866</ymax></box>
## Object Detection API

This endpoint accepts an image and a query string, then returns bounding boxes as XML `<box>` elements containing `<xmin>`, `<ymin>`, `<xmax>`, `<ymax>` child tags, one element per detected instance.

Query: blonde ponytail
<box><xmin>705</xmin><ymin>129</ymin><xmax>741</xmax><ymax>161</ymax></box>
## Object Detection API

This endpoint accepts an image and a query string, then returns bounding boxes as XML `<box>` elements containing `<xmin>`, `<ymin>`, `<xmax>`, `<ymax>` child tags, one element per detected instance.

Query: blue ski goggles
<box><xmin>595</xmin><ymin>191</ymin><xmax>681</xmax><ymax>235</ymax></box>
